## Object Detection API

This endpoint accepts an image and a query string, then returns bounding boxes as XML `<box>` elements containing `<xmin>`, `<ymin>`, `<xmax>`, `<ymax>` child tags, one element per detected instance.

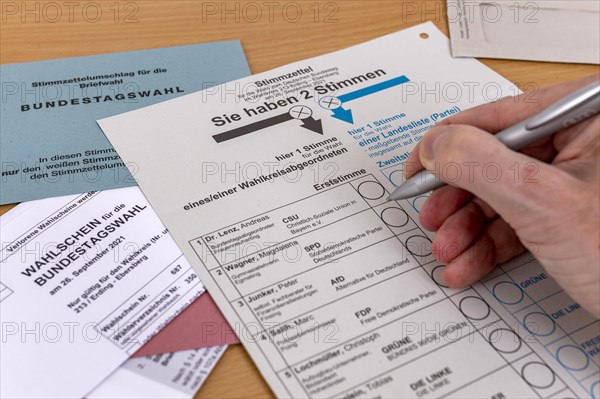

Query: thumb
<box><xmin>418</xmin><ymin>124</ymin><xmax>579</xmax><ymax>226</ymax></box>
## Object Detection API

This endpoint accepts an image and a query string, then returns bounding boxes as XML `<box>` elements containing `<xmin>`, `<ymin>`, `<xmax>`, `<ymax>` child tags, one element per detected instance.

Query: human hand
<box><xmin>404</xmin><ymin>74</ymin><xmax>600</xmax><ymax>317</ymax></box>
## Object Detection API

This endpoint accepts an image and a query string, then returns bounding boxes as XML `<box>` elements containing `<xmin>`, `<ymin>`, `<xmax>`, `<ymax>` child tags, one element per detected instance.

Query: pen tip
<box><xmin>386</xmin><ymin>195</ymin><xmax>393</xmax><ymax>202</ymax></box>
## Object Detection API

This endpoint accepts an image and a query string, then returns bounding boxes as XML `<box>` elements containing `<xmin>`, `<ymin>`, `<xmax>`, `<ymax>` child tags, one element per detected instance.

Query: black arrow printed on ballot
<box><xmin>212</xmin><ymin>112</ymin><xmax>323</xmax><ymax>143</ymax></box>
<box><xmin>300</xmin><ymin>116</ymin><xmax>323</xmax><ymax>135</ymax></box>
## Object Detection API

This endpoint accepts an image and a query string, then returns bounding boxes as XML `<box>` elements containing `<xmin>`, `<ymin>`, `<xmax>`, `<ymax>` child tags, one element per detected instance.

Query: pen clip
<box><xmin>525</xmin><ymin>82</ymin><xmax>600</xmax><ymax>130</ymax></box>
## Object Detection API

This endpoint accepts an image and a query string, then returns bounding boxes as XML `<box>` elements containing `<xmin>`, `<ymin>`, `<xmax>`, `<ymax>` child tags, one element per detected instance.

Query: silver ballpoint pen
<box><xmin>387</xmin><ymin>81</ymin><xmax>600</xmax><ymax>201</ymax></box>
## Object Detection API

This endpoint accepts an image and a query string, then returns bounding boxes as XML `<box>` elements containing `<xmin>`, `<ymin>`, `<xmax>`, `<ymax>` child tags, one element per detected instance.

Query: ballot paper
<box><xmin>0</xmin><ymin>41</ymin><xmax>250</xmax><ymax>205</ymax></box>
<box><xmin>0</xmin><ymin>187</ymin><xmax>205</xmax><ymax>398</ymax></box>
<box><xmin>447</xmin><ymin>0</ymin><xmax>600</xmax><ymax>64</ymax></box>
<box><xmin>88</xmin><ymin>346</ymin><xmax>226</xmax><ymax>398</ymax></box>
<box><xmin>99</xmin><ymin>22</ymin><xmax>600</xmax><ymax>398</ymax></box>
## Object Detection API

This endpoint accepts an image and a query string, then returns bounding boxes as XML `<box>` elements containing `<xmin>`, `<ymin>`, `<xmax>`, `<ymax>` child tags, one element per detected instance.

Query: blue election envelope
<box><xmin>0</xmin><ymin>41</ymin><xmax>250</xmax><ymax>204</ymax></box>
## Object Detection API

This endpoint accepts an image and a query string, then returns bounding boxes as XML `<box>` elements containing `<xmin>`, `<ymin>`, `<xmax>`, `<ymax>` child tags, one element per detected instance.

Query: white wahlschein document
<box><xmin>1</xmin><ymin>187</ymin><xmax>205</xmax><ymax>398</ymax></box>
<box><xmin>99</xmin><ymin>23</ymin><xmax>600</xmax><ymax>398</ymax></box>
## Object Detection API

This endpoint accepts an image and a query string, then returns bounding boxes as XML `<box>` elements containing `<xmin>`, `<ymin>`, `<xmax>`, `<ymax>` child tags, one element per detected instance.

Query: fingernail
<box><xmin>420</xmin><ymin>125</ymin><xmax>450</xmax><ymax>162</ymax></box>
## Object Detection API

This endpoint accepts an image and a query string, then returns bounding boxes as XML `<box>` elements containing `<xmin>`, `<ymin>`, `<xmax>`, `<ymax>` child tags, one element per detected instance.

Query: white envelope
<box><xmin>447</xmin><ymin>0</ymin><xmax>600</xmax><ymax>64</ymax></box>
<box><xmin>88</xmin><ymin>346</ymin><xmax>227</xmax><ymax>399</ymax></box>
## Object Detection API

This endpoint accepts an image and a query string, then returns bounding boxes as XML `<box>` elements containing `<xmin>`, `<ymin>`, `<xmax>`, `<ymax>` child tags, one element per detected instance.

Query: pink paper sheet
<box><xmin>134</xmin><ymin>293</ymin><xmax>239</xmax><ymax>357</ymax></box>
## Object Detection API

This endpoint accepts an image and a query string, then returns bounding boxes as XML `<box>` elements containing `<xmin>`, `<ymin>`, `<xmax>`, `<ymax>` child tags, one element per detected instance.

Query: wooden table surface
<box><xmin>1</xmin><ymin>1</ymin><xmax>598</xmax><ymax>397</ymax></box>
